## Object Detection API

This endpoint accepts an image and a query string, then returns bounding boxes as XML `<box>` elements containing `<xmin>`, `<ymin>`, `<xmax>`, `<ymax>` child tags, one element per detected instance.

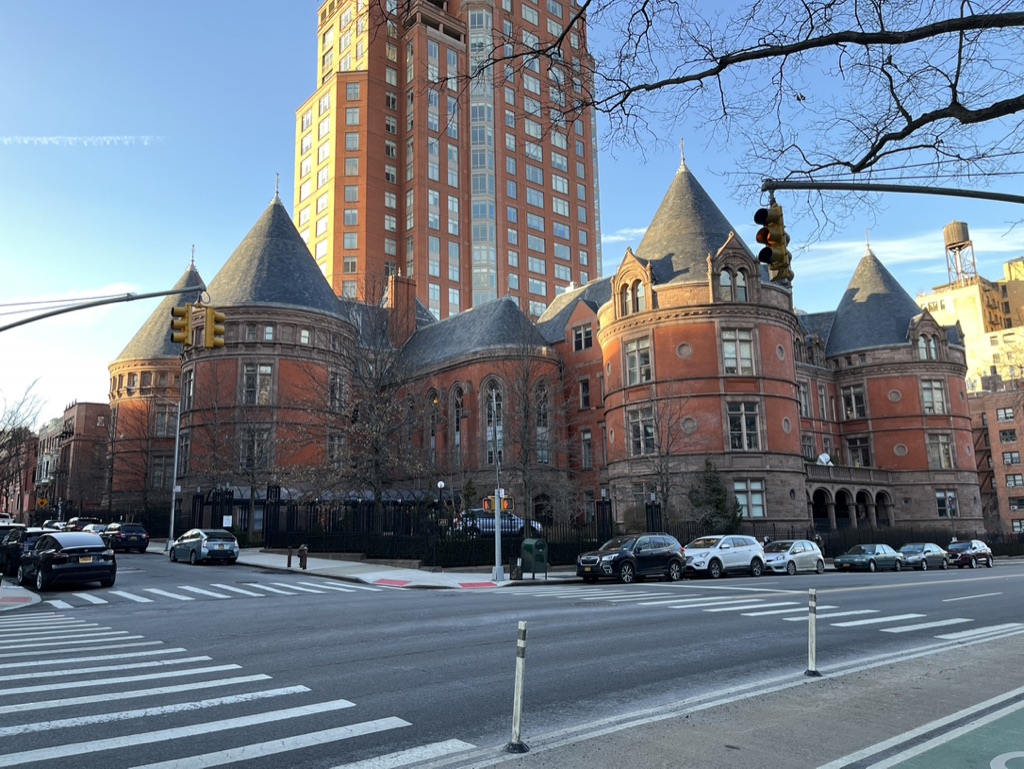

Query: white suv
<box><xmin>684</xmin><ymin>535</ymin><xmax>765</xmax><ymax>578</ymax></box>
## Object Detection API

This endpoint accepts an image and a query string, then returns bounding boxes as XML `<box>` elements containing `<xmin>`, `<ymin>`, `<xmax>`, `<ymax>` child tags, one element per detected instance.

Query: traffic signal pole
<box><xmin>762</xmin><ymin>179</ymin><xmax>1024</xmax><ymax>206</ymax></box>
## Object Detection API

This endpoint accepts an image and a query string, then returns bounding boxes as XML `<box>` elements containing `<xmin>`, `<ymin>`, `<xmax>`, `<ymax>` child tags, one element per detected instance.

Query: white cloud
<box><xmin>601</xmin><ymin>227</ymin><xmax>648</xmax><ymax>245</ymax></box>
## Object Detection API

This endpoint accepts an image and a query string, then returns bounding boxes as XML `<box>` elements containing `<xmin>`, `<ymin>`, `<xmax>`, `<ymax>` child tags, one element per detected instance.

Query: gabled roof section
<box><xmin>536</xmin><ymin>278</ymin><xmax>612</xmax><ymax>343</ymax></box>
<box><xmin>634</xmin><ymin>162</ymin><xmax>755</xmax><ymax>285</ymax></box>
<box><xmin>114</xmin><ymin>263</ymin><xmax>206</xmax><ymax>361</ymax></box>
<box><xmin>206</xmin><ymin>196</ymin><xmax>343</xmax><ymax>318</ymax></box>
<box><xmin>401</xmin><ymin>297</ymin><xmax>548</xmax><ymax>373</ymax></box>
<box><xmin>796</xmin><ymin>311</ymin><xmax>835</xmax><ymax>342</ymax></box>
<box><xmin>826</xmin><ymin>248</ymin><xmax>924</xmax><ymax>357</ymax></box>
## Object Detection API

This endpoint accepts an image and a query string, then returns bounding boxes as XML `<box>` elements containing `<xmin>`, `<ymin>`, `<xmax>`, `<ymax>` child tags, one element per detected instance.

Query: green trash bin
<box><xmin>521</xmin><ymin>538</ymin><xmax>548</xmax><ymax>579</ymax></box>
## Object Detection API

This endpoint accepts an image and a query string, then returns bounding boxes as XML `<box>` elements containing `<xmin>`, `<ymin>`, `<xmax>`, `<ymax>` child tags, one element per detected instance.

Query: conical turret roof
<box><xmin>206</xmin><ymin>196</ymin><xmax>342</xmax><ymax>317</ymax></box>
<box><xmin>826</xmin><ymin>247</ymin><xmax>922</xmax><ymax>357</ymax></box>
<box><xmin>114</xmin><ymin>263</ymin><xmax>206</xmax><ymax>361</ymax></box>
<box><xmin>635</xmin><ymin>161</ymin><xmax>755</xmax><ymax>283</ymax></box>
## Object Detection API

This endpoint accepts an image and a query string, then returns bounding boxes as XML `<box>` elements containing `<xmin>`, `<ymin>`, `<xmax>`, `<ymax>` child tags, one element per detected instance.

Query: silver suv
<box><xmin>684</xmin><ymin>534</ymin><xmax>765</xmax><ymax>578</ymax></box>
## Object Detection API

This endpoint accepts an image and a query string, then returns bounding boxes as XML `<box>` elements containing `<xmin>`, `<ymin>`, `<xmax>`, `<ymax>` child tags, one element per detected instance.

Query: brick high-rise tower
<box><xmin>293</xmin><ymin>0</ymin><xmax>601</xmax><ymax>319</ymax></box>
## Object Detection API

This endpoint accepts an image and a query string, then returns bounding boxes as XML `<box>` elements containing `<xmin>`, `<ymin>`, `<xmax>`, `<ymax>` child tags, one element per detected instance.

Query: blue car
<box><xmin>453</xmin><ymin>509</ymin><xmax>542</xmax><ymax>538</ymax></box>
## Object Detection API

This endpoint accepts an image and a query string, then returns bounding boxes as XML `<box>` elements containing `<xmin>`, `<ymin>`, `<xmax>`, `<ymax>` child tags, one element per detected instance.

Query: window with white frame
<box><xmin>243</xmin><ymin>364</ymin><xmax>273</xmax><ymax>406</ymax></box>
<box><xmin>627</xmin><ymin>406</ymin><xmax>656</xmax><ymax>456</ymax></box>
<box><xmin>921</xmin><ymin>379</ymin><xmax>947</xmax><ymax>414</ymax></box>
<box><xmin>841</xmin><ymin>384</ymin><xmax>867</xmax><ymax>419</ymax></box>
<box><xmin>722</xmin><ymin>328</ymin><xmax>754</xmax><ymax>375</ymax></box>
<box><xmin>728</xmin><ymin>402</ymin><xmax>760</xmax><ymax>450</ymax></box>
<box><xmin>734</xmin><ymin>479</ymin><xmax>765</xmax><ymax>518</ymax></box>
<box><xmin>927</xmin><ymin>433</ymin><xmax>954</xmax><ymax>469</ymax></box>
<box><xmin>625</xmin><ymin>338</ymin><xmax>652</xmax><ymax>385</ymax></box>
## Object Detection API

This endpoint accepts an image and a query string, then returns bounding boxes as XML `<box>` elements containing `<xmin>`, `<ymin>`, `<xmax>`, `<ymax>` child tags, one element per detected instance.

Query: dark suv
<box><xmin>64</xmin><ymin>517</ymin><xmax>102</xmax><ymax>532</ymax></box>
<box><xmin>576</xmin><ymin>533</ymin><xmax>685</xmax><ymax>584</ymax></box>
<box><xmin>948</xmin><ymin>539</ymin><xmax>994</xmax><ymax>569</ymax></box>
<box><xmin>102</xmin><ymin>522</ymin><xmax>150</xmax><ymax>553</ymax></box>
<box><xmin>0</xmin><ymin>527</ymin><xmax>52</xmax><ymax>576</ymax></box>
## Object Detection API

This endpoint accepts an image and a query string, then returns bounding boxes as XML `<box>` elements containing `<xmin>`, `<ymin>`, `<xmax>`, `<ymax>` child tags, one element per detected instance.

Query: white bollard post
<box><xmin>506</xmin><ymin>620</ymin><xmax>530</xmax><ymax>753</ymax></box>
<box><xmin>806</xmin><ymin>588</ymin><xmax>821</xmax><ymax>677</ymax></box>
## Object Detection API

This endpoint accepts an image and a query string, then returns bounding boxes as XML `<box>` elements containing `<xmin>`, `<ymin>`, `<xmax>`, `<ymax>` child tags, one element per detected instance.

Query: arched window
<box><xmin>735</xmin><ymin>271</ymin><xmax>748</xmax><ymax>302</ymax></box>
<box><xmin>535</xmin><ymin>383</ymin><xmax>550</xmax><ymax>464</ymax></box>
<box><xmin>633</xmin><ymin>281</ymin><xmax>646</xmax><ymax>312</ymax></box>
<box><xmin>620</xmin><ymin>284</ymin><xmax>632</xmax><ymax>316</ymax></box>
<box><xmin>427</xmin><ymin>390</ymin><xmax>439</xmax><ymax>466</ymax></box>
<box><xmin>720</xmin><ymin>271</ymin><xmax>733</xmax><ymax>301</ymax></box>
<box><xmin>452</xmin><ymin>386</ymin><xmax>465</xmax><ymax>465</ymax></box>
<box><xmin>929</xmin><ymin>336</ymin><xmax>939</xmax><ymax>359</ymax></box>
<box><xmin>918</xmin><ymin>337</ymin><xmax>928</xmax><ymax>360</ymax></box>
<box><xmin>486</xmin><ymin>382</ymin><xmax>503</xmax><ymax>465</ymax></box>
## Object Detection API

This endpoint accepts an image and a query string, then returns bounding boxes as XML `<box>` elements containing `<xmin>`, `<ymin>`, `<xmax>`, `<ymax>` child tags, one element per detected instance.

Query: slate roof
<box><xmin>114</xmin><ymin>263</ymin><xmax>206</xmax><ymax>362</ymax></box>
<box><xmin>796</xmin><ymin>311</ymin><xmax>835</xmax><ymax>343</ymax></box>
<box><xmin>400</xmin><ymin>297</ymin><xmax>549</xmax><ymax>373</ymax></box>
<box><xmin>536</xmin><ymin>278</ymin><xmax>612</xmax><ymax>343</ymax></box>
<box><xmin>825</xmin><ymin>247</ymin><xmax>925</xmax><ymax>357</ymax></box>
<box><xmin>634</xmin><ymin>162</ymin><xmax>757</xmax><ymax>285</ymax></box>
<box><xmin>206</xmin><ymin>196</ymin><xmax>343</xmax><ymax>318</ymax></box>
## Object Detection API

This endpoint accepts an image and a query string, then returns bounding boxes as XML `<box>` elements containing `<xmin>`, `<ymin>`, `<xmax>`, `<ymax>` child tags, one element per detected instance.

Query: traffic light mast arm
<box><xmin>0</xmin><ymin>287</ymin><xmax>202</xmax><ymax>334</ymax></box>
<box><xmin>761</xmin><ymin>179</ymin><xmax>1024</xmax><ymax>206</ymax></box>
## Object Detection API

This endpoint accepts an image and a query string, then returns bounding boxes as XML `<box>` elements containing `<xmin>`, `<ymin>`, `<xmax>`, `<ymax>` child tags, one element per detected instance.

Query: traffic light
<box><xmin>500</xmin><ymin>497</ymin><xmax>514</xmax><ymax>512</ymax></box>
<box><xmin>170</xmin><ymin>304</ymin><xmax>193</xmax><ymax>347</ymax></box>
<box><xmin>754</xmin><ymin>202</ymin><xmax>793</xmax><ymax>283</ymax></box>
<box><xmin>203</xmin><ymin>306</ymin><xmax>227</xmax><ymax>349</ymax></box>
<box><xmin>482</xmin><ymin>496</ymin><xmax>497</xmax><ymax>512</ymax></box>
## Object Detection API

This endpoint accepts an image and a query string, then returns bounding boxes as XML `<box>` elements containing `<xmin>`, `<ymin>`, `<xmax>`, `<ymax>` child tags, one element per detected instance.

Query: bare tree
<box><xmin>0</xmin><ymin>385</ymin><xmax>41</xmax><ymax>519</ymax></box>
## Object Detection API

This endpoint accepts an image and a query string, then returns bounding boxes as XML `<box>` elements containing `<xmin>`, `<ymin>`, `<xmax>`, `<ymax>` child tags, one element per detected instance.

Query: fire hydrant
<box><xmin>298</xmin><ymin>544</ymin><xmax>308</xmax><ymax>570</ymax></box>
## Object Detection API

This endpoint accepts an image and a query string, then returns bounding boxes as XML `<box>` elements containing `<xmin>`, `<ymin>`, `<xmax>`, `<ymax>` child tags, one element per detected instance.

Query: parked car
<box><xmin>169</xmin><ymin>529</ymin><xmax>240</xmax><ymax>564</ymax></box>
<box><xmin>763</xmin><ymin>539</ymin><xmax>826</xmax><ymax>575</ymax></box>
<box><xmin>41</xmin><ymin>519</ymin><xmax>66</xmax><ymax>530</ymax></box>
<box><xmin>81</xmin><ymin>523</ymin><xmax>108</xmax><ymax>535</ymax></box>
<box><xmin>0</xmin><ymin>522</ymin><xmax>26</xmax><ymax>542</ymax></box>
<box><xmin>0</xmin><ymin>527</ymin><xmax>55</xmax><ymax>576</ymax></box>
<box><xmin>64</xmin><ymin>517</ymin><xmax>102</xmax><ymax>532</ymax></box>
<box><xmin>834</xmin><ymin>543</ymin><xmax>904</xmax><ymax>572</ymax></box>
<box><xmin>17</xmin><ymin>531</ymin><xmax>116</xmax><ymax>590</ymax></box>
<box><xmin>684</xmin><ymin>535</ymin><xmax>765</xmax><ymax>578</ymax></box>
<box><xmin>576</xmin><ymin>533</ymin><xmax>686</xmax><ymax>583</ymax></box>
<box><xmin>899</xmin><ymin>542</ymin><xmax>949</xmax><ymax>571</ymax></box>
<box><xmin>102</xmin><ymin>522</ymin><xmax>150</xmax><ymax>553</ymax></box>
<box><xmin>947</xmin><ymin>539</ymin><xmax>994</xmax><ymax>569</ymax></box>
<box><xmin>453</xmin><ymin>509</ymin><xmax>543</xmax><ymax>538</ymax></box>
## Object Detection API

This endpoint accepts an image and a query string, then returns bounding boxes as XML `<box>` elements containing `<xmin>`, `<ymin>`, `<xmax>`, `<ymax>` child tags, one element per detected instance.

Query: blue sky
<box><xmin>3</xmin><ymin>1</ymin><xmax>1024</xmax><ymax>423</ymax></box>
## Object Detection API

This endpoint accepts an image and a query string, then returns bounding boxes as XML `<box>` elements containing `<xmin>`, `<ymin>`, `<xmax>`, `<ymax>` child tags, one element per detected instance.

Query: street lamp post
<box><xmin>435</xmin><ymin>480</ymin><xmax>444</xmax><ymax>570</ymax></box>
<box><xmin>168</xmin><ymin>399</ymin><xmax>182</xmax><ymax>551</ymax></box>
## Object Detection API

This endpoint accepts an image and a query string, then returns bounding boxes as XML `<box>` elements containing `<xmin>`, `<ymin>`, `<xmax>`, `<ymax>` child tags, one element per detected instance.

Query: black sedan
<box><xmin>576</xmin><ymin>533</ymin><xmax>685</xmax><ymax>583</ymax></box>
<box><xmin>0</xmin><ymin>527</ymin><xmax>55</xmax><ymax>576</ymax></box>
<box><xmin>102</xmin><ymin>522</ymin><xmax>150</xmax><ymax>552</ymax></box>
<box><xmin>17</xmin><ymin>531</ymin><xmax>117</xmax><ymax>591</ymax></box>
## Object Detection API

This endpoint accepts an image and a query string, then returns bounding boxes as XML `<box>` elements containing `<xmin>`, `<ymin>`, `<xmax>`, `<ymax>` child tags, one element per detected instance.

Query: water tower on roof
<box><xmin>944</xmin><ymin>220</ymin><xmax>977</xmax><ymax>285</ymax></box>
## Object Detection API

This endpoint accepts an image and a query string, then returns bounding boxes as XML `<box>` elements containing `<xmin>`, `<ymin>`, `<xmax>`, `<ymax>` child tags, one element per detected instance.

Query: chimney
<box><xmin>386</xmin><ymin>274</ymin><xmax>418</xmax><ymax>347</ymax></box>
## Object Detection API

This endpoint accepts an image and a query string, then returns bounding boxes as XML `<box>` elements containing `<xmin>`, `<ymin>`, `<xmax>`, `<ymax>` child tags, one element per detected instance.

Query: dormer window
<box><xmin>720</xmin><ymin>272</ymin><xmax>733</xmax><ymax>301</ymax></box>
<box><xmin>633</xmin><ymin>281</ymin><xmax>646</xmax><ymax>312</ymax></box>
<box><xmin>717</xmin><ymin>268</ymin><xmax>748</xmax><ymax>302</ymax></box>
<box><xmin>620</xmin><ymin>284</ymin><xmax>632</xmax><ymax>316</ymax></box>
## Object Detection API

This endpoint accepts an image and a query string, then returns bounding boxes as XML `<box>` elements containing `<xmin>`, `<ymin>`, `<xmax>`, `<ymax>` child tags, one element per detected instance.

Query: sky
<box><xmin>3</xmin><ymin>1</ymin><xmax>1024</xmax><ymax>426</ymax></box>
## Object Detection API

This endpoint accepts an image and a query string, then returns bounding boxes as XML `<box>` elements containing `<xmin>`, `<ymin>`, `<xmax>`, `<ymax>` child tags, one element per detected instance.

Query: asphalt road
<box><xmin>1</xmin><ymin>554</ymin><xmax>1022</xmax><ymax>768</ymax></box>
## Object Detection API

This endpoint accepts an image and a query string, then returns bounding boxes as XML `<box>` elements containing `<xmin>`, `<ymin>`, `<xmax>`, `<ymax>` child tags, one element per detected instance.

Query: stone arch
<box><xmin>811</xmin><ymin>487</ymin><xmax>834</xmax><ymax>531</ymax></box>
<box><xmin>835</xmin><ymin>488</ymin><xmax>856</xmax><ymax>529</ymax></box>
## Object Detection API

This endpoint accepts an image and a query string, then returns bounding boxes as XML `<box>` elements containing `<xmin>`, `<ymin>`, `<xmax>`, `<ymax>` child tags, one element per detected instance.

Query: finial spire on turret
<box><xmin>678</xmin><ymin>138</ymin><xmax>686</xmax><ymax>172</ymax></box>
<box><xmin>273</xmin><ymin>172</ymin><xmax>280</xmax><ymax>203</ymax></box>
<box><xmin>865</xmin><ymin>228</ymin><xmax>875</xmax><ymax>258</ymax></box>
<box><xmin>190</xmin><ymin>244</ymin><xmax>195</xmax><ymax>268</ymax></box>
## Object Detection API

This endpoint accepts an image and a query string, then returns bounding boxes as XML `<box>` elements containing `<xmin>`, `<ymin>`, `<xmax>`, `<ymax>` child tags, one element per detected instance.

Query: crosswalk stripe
<box><xmin>330</xmin><ymin>738</ymin><xmax>477</xmax><ymax>769</ymax></box>
<box><xmin>70</xmin><ymin>593</ymin><xmax>108</xmax><ymax>604</ymax></box>
<box><xmin>0</xmin><ymin>697</ymin><xmax>361</xmax><ymax>766</ymax></box>
<box><xmin>270</xmin><ymin>582</ymin><xmax>325</xmax><ymax>594</ymax></box>
<box><xmin>669</xmin><ymin>598</ymin><xmax>769</xmax><ymax>610</ymax></box>
<box><xmin>0</xmin><ymin>675</ymin><xmax>272</xmax><ymax>717</ymax></box>
<box><xmin>240</xmin><ymin>583</ymin><xmax>296</xmax><ymax>595</ymax></box>
<box><xmin>107</xmin><ymin>590</ymin><xmax>154</xmax><ymax>602</ymax></box>
<box><xmin>705</xmin><ymin>601</ymin><xmax>798</xmax><ymax>613</ymax></box>
<box><xmin>0</xmin><ymin>656</ymin><xmax>211</xmax><ymax>682</ymax></box>
<box><xmin>3</xmin><ymin>664</ymin><xmax>241</xmax><ymax>696</ymax></box>
<box><xmin>209</xmin><ymin>584</ymin><xmax>265</xmax><ymax>597</ymax></box>
<box><xmin>635</xmin><ymin>596</ymin><xmax>707</xmax><ymax>605</ymax></box>
<box><xmin>178</xmin><ymin>586</ymin><xmax>231</xmax><ymax>599</ymax></box>
<box><xmin>881</xmin><ymin>618</ymin><xmax>973</xmax><ymax>633</ymax></box>
<box><xmin>784</xmin><ymin>610</ymin><xmax>880</xmax><ymax>622</ymax></box>
<box><xmin>0</xmin><ymin>631</ymin><xmax>134</xmax><ymax>649</ymax></box>
<box><xmin>0</xmin><ymin>641</ymin><xmax>162</xmax><ymax>659</ymax></box>
<box><xmin>936</xmin><ymin>623</ymin><xmax>1024</xmax><ymax>640</ymax></box>
<box><xmin>331</xmin><ymin>582</ymin><xmax>385</xmax><ymax>592</ymax></box>
<box><xmin>129</xmin><ymin>717</ymin><xmax>411</xmax><ymax>769</ymax></box>
<box><xmin>44</xmin><ymin>600</ymin><xmax>74</xmax><ymax>609</ymax></box>
<box><xmin>15</xmin><ymin>648</ymin><xmax>186</xmax><ymax>668</ymax></box>
<box><xmin>743</xmin><ymin>605</ymin><xmax>838</xmax><ymax>617</ymax></box>
<box><xmin>143</xmin><ymin>589</ymin><xmax>195</xmax><ymax>601</ymax></box>
<box><xmin>297</xmin><ymin>581</ymin><xmax>357</xmax><ymax>592</ymax></box>
<box><xmin>0</xmin><ymin>686</ymin><xmax>310</xmax><ymax>737</ymax></box>
<box><xmin>0</xmin><ymin>623</ymin><xmax>104</xmax><ymax>639</ymax></box>
<box><xmin>831</xmin><ymin>613</ymin><xmax>925</xmax><ymax>627</ymax></box>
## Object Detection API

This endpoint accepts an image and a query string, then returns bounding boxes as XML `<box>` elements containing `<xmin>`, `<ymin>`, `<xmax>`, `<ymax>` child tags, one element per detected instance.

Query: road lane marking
<box><xmin>70</xmin><ymin>593</ymin><xmax>108</xmax><ymax>604</ymax></box>
<box><xmin>880</xmin><ymin>618</ymin><xmax>973</xmax><ymax>633</ymax></box>
<box><xmin>784</xmin><ymin>610</ymin><xmax>880</xmax><ymax>621</ymax></box>
<box><xmin>240</xmin><ymin>583</ymin><xmax>296</xmax><ymax>595</ymax></box>
<box><xmin>129</xmin><ymin>717</ymin><xmax>412</xmax><ymax>769</ymax></box>
<box><xmin>0</xmin><ymin>631</ymin><xmax>134</xmax><ymax>649</ymax></box>
<box><xmin>0</xmin><ymin>641</ymin><xmax>162</xmax><ymax>659</ymax></box>
<box><xmin>2</xmin><ymin>664</ymin><xmax>241</xmax><ymax>696</ymax></box>
<box><xmin>178</xmin><ymin>586</ymin><xmax>232</xmax><ymax>599</ymax></box>
<box><xmin>43</xmin><ymin>600</ymin><xmax>74</xmax><ymax>609</ymax></box>
<box><xmin>0</xmin><ymin>655</ymin><xmax>211</xmax><ymax>679</ymax></box>
<box><xmin>143</xmin><ymin>589</ymin><xmax>194</xmax><ymax>601</ymax></box>
<box><xmin>0</xmin><ymin>675</ymin><xmax>271</xmax><ymax>716</ymax></box>
<box><xmin>0</xmin><ymin>623</ymin><xmax>103</xmax><ymax>638</ymax></box>
<box><xmin>14</xmin><ymin>648</ymin><xmax>186</xmax><ymax>668</ymax></box>
<box><xmin>942</xmin><ymin>592</ymin><xmax>1003</xmax><ymax>602</ymax></box>
<box><xmin>328</xmin><ymin>739</ymin><xmax>478</xmax><ymax>769</ymax></box>
<box><xmin>0</xmin><ymin>698</ymin><xmax>363</xmax><ymax>766</ymax></box>
<box><xmin>209</xmin><ymin>583</ymin><xmax>265</xmax><ymax>596</ymax></box>
<box><xmin>296</xmin><ymin>581</ymin><xmax>356</xmax><ymax>592</ymax></box>
<box><xmin>742</xmin><ymin>605</ymin><xmax>837</xmax><ymax>616</ymax></box>
<box><xmin>705</xmin><ymin>601</ymin><xmax>795</xmax><ymax>613</ymax></box>
<box><xmin>0</xmin><ymin>686</ymin><xmax>310</xmax><ymax>737</ymax></box>
<box><xmin>670</xmin><ymin>598</ymin><xmax>769</xmax><ymax>610</ymax></box>
<box><xmin>831</xmin><ymin>613</ymin><xmax>925</xmax><ymax>627</ymax></box>
<box><xmin>936</xmin><ymin>623</ymin><xmax>1024</xmax><ymax>640</ymax></box>
<box><xmin>108</xmin><ymin>591</ymin><xmax>154</xmax><ymax>602</ymax></box>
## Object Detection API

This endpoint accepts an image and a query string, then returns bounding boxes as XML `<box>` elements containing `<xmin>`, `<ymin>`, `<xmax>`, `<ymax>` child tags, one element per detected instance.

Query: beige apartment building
<box><xmin>292</xmin><ymin>0</ymin><xmax>602</xmax><ymax>319</ymax></box>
